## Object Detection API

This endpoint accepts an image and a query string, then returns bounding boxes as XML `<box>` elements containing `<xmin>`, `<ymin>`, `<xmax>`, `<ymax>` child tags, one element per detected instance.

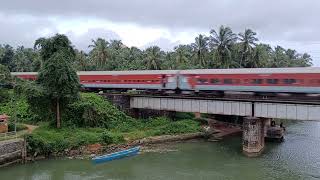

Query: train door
<box><xmin>178</xmin><ymin>74</ymin><xmax>195</xmax><ymax>91</ymax></box>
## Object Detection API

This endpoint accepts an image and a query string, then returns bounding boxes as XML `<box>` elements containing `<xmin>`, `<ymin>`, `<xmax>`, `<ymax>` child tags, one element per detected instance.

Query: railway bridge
<box><xmin>104</xmin><ymin>93</ymin><xmax>320</xmax><ymax>157</ymax></box>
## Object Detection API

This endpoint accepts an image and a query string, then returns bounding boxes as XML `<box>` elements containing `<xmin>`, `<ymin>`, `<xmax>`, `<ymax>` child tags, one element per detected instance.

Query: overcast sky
<box><xmin>1</xmin><ymin>0</ymin><xmax>320</xmax><ymax>65</ymax></box>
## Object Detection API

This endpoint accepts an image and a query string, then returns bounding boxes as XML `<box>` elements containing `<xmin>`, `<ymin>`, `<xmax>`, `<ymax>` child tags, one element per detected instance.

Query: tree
<box><xmin>251</xmin><ymin>44</ymin><xmax>272</xmax><ymax>68</ymax></box>
<box><xmin>12</xmin><ymin>46</ymin><xmax>40</xmax><ymax>72</ymax></box>
<box><xmin>0</xmin><ymin>44</ymin><xmax>15</xmax><ymax>71</ymax></box>
<box><xmin>210</xmin><ymin>26</ymin><xmax>238</xmax><ymax>68</ymax></box>
<box><xmin>297</xmin><ymin>53</ymin><xmax>312</xmax><ymax>67</ymax></box>
<box><xmin>88</xmin><ymin>38</ymin><xmax>110</xmax><ymax>69</ymax></box>
<box><xmin>270</xmin><ymin>46</ymin><xmax>289</xmax><ymax>67</ymax></box>
<box><xmin>173</xmin><ymin>45</ymin><xmax>193</xmax><ymax>69</ymax></box>
<box><xmin>0</xmin><ymin>64</ymin><xmax>12</xmax><ymax>102</ymax></box>
<box><xmin>34</xmin><ymin>34</ymin><xmax>75</xmax><ymax>62</ymax></box>
<box><xmin>74</xmin><ymin>50</ymin><xmax>89</xmax><ymax>71</ymax></box>
<box><xmin>191</xmin><ymin>34</ymin><xmax>209</xmax><ymax>68</ymax></box>
<box><xmin>238</xmin><ymin>29</ymin><xmax>259</xmax><ymax>67</ymax></box>
<box><xmin>144</xmin><ymin>46</ymin><xmax>164</xmax><ymax>70</ymax></box>
<box><xmin>35</xmin><ymin>34</ymin><xmax>80</xmax><ymax>128</ymax></box>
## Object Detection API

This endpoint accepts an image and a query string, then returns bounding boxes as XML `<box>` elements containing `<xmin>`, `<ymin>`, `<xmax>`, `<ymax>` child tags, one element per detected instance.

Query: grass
<box><xmin>26</xmin><ymin>118</ymin><xmax>202</xmax><ymax>155</ymax></box>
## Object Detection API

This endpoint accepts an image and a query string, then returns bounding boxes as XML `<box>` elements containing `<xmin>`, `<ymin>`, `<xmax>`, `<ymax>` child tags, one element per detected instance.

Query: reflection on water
<box><xmin>1</xmin><ymin>121</ymin><xmax>319</xmax><ymax>180</ymax></box>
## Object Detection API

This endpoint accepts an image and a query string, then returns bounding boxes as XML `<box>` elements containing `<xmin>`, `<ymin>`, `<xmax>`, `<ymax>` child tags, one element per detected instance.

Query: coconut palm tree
<box><xmin>144</xmin><ymin>46</ymin><xmax>164</xmax><ymax>70</ymax></box>
<box><xmin>75</xmin><ymin>50</ymin><xmax>88</xmax><ymax>70</ymax></box>
<box><xmin>174</xmin><ymin>45</ymin><xmax>193</xmax><ymax>69</ymax></box>
<box><xmin>88</xmin><ymin>38</ymin><xmax>109</xmax><ymax>69</ymax></box>
<box><xmin>209</xmin><ymin>26</ymin><xmax>238</xmax><ymax>68</ymax></box>
<box><xmin>191</xmin><ymin>34</ymin><xmax>209</xmax><ymax>68</ymax></box>
<box><xmin>238</xmin><ymin>29</ymin><xmax>259</xmax><ymax>67</ymax></box>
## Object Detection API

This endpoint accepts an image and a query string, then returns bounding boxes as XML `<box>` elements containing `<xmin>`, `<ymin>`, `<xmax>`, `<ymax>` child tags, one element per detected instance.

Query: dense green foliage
<box><xmin>0</xmin><ymin>64</ymin><xmax>12</xmax><ymax>102</ymax></box>
<box><xmin>18</xmin><ymin>34</ymin><xmax>80</xmax><ymax>128</ymax></box>
<box><xmin>64</xmin><ymin>93</ymin><xmax>136</xmax><ymax>129</ymax></box>
<box><xmin>0</xmin><ymin>26</ymin><xmax>312</xmax><ymax>73</ymax></box>
<box><xmin>25</xmin><ymin>125</ymin><xmax>125</xmax><ymax>155</ymax></box>
<box><xmin>23</xmin><ymin>93</ymin><xmax>201</xmax><ymax>155</ymax></box>
<box><xmin>26</xmin><ymin>117</ymin><xmax>201</xmax><ymax>155</ymax></box>
<box><xmin>0</xmin><ymin>90</ymin><xmax>201</xmax><ymax>155</ymax></box>
<box><xmin>0</xmin><ymin>93</ymin><xmax>35</xmax><ymax>123</ymax></box>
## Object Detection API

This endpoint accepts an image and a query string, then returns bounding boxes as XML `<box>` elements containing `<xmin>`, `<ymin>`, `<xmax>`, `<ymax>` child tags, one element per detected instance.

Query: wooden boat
<box><xmin>92</xmin><ymin>146</ymin><xmax>140</xmax><ymax>164</ymax></box>
<box><xmin>265</xmin><ymin>126</ymin><xmax>284</xmax><ymax>142</ymax></box>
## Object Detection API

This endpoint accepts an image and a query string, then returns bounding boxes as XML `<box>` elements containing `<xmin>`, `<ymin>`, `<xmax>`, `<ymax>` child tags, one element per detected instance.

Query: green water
<box><xmin>1</xmin><ymin>121</ymin><xmax>320</xmax><ymax>180</ymax></box>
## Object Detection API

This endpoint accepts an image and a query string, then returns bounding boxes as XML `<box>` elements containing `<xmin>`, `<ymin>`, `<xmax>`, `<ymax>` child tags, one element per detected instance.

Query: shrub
<box><xmin>64</xmin><ymin>93</ymin><xmax>135</xmax><ymax>130</ymax></box>
<box><xmin>25</xmin><ymin>124</ymin><xmax>127</xmax><ymax>155</ymax></box>
<box><xmin>143</xmin><ymin>117</ymin><xmax>171</xmax><ymax>128</ymax></box>
<box><xmin>101</xmin><ymin>131</ymin><xmax>113</xmax><ymax>144</ymax></box>
<box><xmin>0</xmin><ymin>93</ymin><xmax>37</xmax><ymax>123</ymax></box>
<box><xmin>101</xmin><ymin>131</ymin><xmax>125</xmax><ymax>145</ymax></box>
<box><xmin>152</xmin><ymin>119</ymin><xmax>201</xmax><ymax>136</ymax></box>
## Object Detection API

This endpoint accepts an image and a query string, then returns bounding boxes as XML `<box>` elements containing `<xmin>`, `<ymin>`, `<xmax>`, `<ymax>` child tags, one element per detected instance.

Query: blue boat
<box><xmin>92</xmin><ymin>146</ymin><xmax>140</xmax><ymax>164</ymax></box>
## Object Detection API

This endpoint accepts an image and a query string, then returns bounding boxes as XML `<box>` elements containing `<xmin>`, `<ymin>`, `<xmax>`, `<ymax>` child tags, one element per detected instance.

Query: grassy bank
<box><xmin>26</xmin><ymin>117</ymin><xmax>202</xmax><ymax>156</ymax></box>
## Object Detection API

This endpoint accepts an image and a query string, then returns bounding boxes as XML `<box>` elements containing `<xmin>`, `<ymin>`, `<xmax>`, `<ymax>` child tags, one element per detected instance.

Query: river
<box><xmin>1</xmin><ymin>121</ymin><xmax>319</xmax><ymax>180</ymax></box>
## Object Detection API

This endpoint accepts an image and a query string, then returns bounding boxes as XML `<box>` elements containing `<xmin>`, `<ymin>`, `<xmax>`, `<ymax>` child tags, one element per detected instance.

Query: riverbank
<box><xmin>26</xmin><ymin>124</ymin><xmax>243</xmax><ymax>162</ymax></box>
<box><xmin>1</xmin><ymin>119</ymin><xmax>245</xmax><ymax>165</ymax></box>
<box><xmin>60</xmin><ymin>132</ymin><xmax>205</xmax><ymax>160</ymax></box>
<box><xmin>23</xmin><ymin>117</ymin><xmax>203</xmax><ymax>162</ymax></box>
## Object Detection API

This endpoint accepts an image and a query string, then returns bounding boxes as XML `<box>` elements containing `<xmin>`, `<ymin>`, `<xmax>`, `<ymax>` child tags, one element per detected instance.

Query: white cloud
<box><xmin>0</xmin><ymin>0</ymin><xmax>319</xmax><ymax>65</ymax></box>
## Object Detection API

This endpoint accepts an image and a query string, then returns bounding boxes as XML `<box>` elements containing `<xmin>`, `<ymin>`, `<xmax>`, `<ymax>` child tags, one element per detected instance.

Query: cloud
<box><xmin>66</xmin><ymin>28</ymin><xmax>121</xmax><ymax>51</ymax></box>
<box><xmin>0</xmin><ymin>0</ymin><xmax>319</xmax><ymax>65</ymax></box>
<box><xmin>0</xmin><ymin>14</ymin><xmax>57</xmax><ymax>47</ymax></box>
<box><xmin>1</xmin><ymin>0</ymin><xmax>319</xmax><ymax>41</ymax></box>
<box><xmin>141</xmin><ymin>38</ymin><xmax>181</xmax><ymax>51</ymax></box>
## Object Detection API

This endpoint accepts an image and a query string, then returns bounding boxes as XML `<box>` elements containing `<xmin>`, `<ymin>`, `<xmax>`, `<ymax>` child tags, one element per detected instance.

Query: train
<box><xmin>10</xmin><ymin>67</ymin><xmax>320</xmax><ymax>95</ymax></box>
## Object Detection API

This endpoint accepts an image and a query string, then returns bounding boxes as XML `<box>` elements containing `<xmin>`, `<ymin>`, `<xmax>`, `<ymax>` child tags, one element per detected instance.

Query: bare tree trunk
<box><xmin>56</xmin><ymin>98</ymin><xmax>61</xmax><ymax>128</ymax></box>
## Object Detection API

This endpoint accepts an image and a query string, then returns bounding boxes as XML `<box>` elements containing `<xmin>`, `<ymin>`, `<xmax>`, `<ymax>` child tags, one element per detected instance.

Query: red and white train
<box><xmin>11</xmin><ymin>67</ymin><xmax>320</xmax><ymax>94</ymax></box>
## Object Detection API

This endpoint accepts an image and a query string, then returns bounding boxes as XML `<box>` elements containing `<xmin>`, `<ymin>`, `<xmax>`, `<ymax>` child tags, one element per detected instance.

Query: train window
<box><xmin>210</xmin><ymin>79</ymin><xmax>220</xmax><ymax>84</ymax></box>
<box><xmin>310</xmin><ymin>79</ymin><xmax>320</xmax><ymax>84</ymax></box>
<box><xmin>233</xmin><ymin>79</ymin><xmax>240</xmax><ymax>84</ymax></box>
<box><xmin>251</xmin><ymin>79</ymin><xmax>263</xmax><ymax>84</ymax></box>
<box><xmin>244</xmin><ymin>79</ymin><xmax>250</xmax><ymax>84</ymax></box>
<box><xmin>198</xmin><ymin>79</ymin><xmax>208</xmax><ymax>84</ymax></box>
<box><xmin>283</xmin><ymin>79</ymin><xmax>296</xmax><ymax>84</ymax></box>
<box><xmin>267</xmin><ymin>79</ymin><xmax>278</xmax><ymax>84</ymax></box>
<box><xmin>224</xmin><ymin>79</ymin><xmax>233</xmax><ymax>84</ymax></box>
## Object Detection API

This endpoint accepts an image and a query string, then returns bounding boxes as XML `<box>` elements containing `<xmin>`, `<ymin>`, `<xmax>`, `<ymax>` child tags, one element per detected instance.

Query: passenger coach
<box><xmin>11</xmin><ymin>67</ymin><xmax>320</xmax><ymax>94</ymax></box>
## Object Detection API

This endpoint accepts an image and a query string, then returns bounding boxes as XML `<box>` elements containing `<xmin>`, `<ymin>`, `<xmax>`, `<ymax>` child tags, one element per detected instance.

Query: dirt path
<box><xmin>22</xmin><ymin>124</ymin><xmax>38</xmax><ymax>133</ymax></box>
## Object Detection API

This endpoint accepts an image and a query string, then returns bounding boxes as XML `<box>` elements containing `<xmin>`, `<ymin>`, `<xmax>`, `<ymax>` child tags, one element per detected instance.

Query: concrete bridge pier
<box><xmin>242</xmin><ymin>117</ymin><xmax>266</xmax><ymax>157</ymax></box>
